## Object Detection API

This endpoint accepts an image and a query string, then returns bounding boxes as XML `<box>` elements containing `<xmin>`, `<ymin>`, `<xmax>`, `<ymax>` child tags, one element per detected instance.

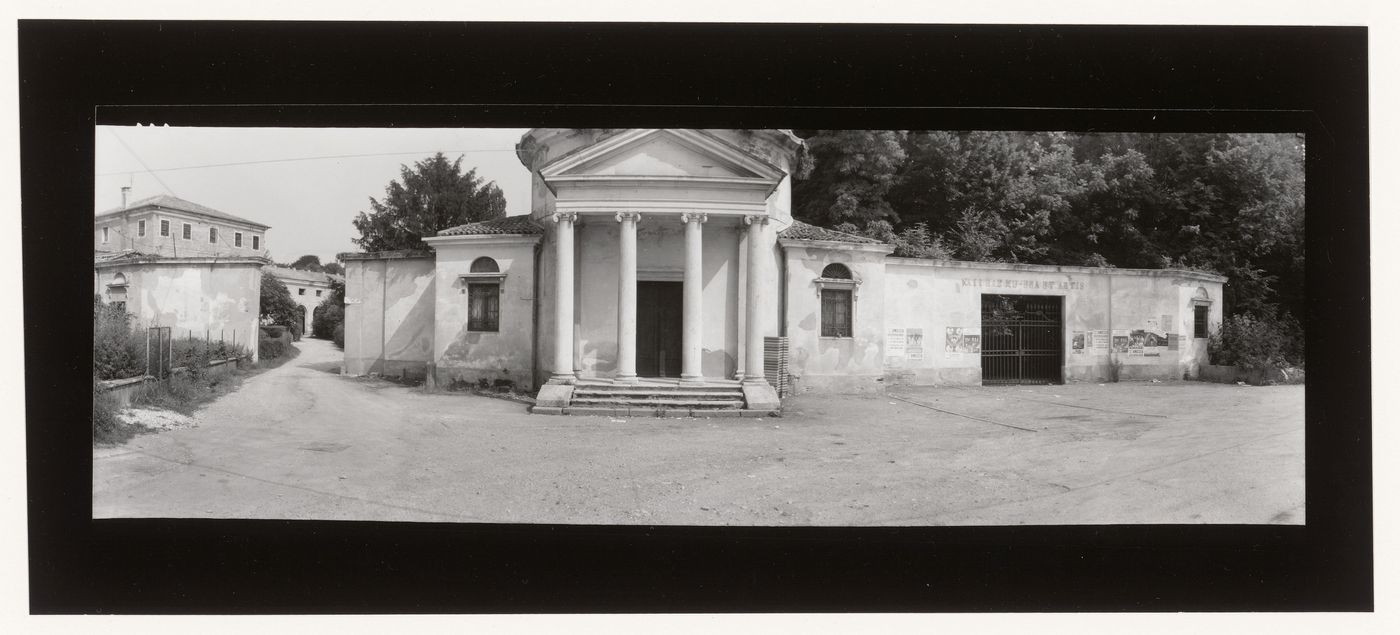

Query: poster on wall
<box><xmin>1143</xmin><ymin>328</ymin><xmax>1168</xmax><ymax>357</ymax></box>
<box><xmin>945</xmin><ymin>327</ymin><xmax>963</xmax><ymax>354</ymax></box>
<box><xmin>1071</xmin><ymin>331</ymin><xmax>1086</xmax><ymax>354</ymax></box>
<box><xmin>1128</xmin><ymin>329</ymin><xmax>1148</xmax><ymax>356</ymax></box>
<box><xmin>907</xmin><ymin>328</ymin><xmax>924</xmax><ymax>361</ymax></box>
<box><xmin>960</xmin><ymin>328</ymin><xmax>982</xmax><ymax>354</ymax></box>
<box><xmin>1092</xmin><ymin>329</ymin><xmax>1111</xmax><ymax>352</ymax></box>
<box><xmin>1167</xmin><ymin>333</ymin><xmax>1180</xmax><ymax>351</ymax></box>
<box><xmin>886</xmin><ymin>328</ymin><xmax>907</xmax><ymax>358</ymax></box>
<box><xmin>1111</xmin><ymin>329</ymin><xmax>1130</xmax><ymax>353</ymax></box>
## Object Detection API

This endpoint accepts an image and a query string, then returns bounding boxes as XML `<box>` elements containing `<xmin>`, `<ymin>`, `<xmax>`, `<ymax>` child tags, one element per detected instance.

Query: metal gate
<box><xmin>980</xmin><ymin>294</ymin><xmax>1063</xmax><ymax>385</ymax></box>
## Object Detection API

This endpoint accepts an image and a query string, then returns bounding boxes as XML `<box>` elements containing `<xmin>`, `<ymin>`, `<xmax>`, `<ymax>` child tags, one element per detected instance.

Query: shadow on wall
<box><xmin>379</xmin><ymin>273</ymin><xmax>436</xmax><ymax>375</ymax></box>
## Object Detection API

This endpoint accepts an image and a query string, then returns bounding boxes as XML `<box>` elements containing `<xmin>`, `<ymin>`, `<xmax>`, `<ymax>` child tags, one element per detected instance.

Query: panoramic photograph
<box><xmin>91</xmin><ymin>126</ymin><xmax>1306</xmax><ymax>526</ymax></box>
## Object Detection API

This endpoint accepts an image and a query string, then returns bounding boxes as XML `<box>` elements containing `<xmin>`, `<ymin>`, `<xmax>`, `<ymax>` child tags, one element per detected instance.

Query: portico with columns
<box><xmin>524</xmin><ymin>128</ymin><xmax>798</xmax><ymax>410</ymax></box>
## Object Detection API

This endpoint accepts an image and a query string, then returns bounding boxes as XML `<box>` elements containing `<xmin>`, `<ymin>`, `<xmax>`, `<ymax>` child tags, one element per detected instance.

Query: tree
<box><xmin>322</xmin><ymin>262</ymin><xmax>344</xmax><ymax>276</ymax></box>
<box><xmin>352</xmin><ymin>152</ymin><xmax>508</xmax><ymax>252</ymax></box>
<box><xmin>260</xmin><ymin>271</ymin><xmax>302</xmax><ymax>340</ymax></box>
<box><xmin>311</xmin><ymin>279</ymin><xmax>346</xmax><ymax>342</ymax></box>
<box><xmin>792</xmin><ymin>131</ymin><xmax>906</xmax><ymax>226</ymax></box>
<box><xmin>289</xmin><ymin>254</ymin><xmax>324</xmax><ymax>272</ymax></box>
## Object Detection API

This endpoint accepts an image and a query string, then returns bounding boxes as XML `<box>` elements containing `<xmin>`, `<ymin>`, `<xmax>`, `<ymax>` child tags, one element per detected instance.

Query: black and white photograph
<box><xmin>16</xmin><ymin>11</ymin><xmax>1378</xmax><ymax>623</ymax></box>
<box><xmin>90</xmin><ymin>125</ymin><xmax>1307</xmax><ymax>527</ymax></box>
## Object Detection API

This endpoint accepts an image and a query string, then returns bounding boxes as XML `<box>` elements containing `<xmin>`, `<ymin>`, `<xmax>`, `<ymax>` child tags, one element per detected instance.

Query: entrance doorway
<box><xmin>981</xmin><ymin>294</ymin><xmax>1064</xmax><ymax>385</ymax></box>
<box><xmin>636</xmin><ymin>281</ymin><xmax>683</xmax><ymax>377</ymax></box>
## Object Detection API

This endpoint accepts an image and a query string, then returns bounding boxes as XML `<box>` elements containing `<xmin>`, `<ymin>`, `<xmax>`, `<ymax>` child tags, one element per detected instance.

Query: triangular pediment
<box><xmin>539</xmin><ymin>129</ymin><xmax>786</xmax><ymax>181</ymax></box>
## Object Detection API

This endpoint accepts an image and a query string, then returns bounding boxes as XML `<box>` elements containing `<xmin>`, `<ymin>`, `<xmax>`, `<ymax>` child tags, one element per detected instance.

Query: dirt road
<box><xmin>94</xmin><ymin>337</ymin><xmax>1304</xmax><ymax>525</ymax></box>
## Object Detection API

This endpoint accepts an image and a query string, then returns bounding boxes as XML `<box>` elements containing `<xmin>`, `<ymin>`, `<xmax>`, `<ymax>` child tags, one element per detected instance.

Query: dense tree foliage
<box><xmin>795</xmin><ymin>131</ymin><xmax>1306</xmax><ymax>331</ymax></box>
<box><xmin>259</xmin><ymin>271</ymin><xmax>302</xmax><ymax>340</ymax></box>
<box><xmin>352</xmin><ymin>152</ymin><xmax>508</xmax><ymax>252</ymax></box>
<box><xmin>288</xmin><ymin>254</ymin><xmax>324</xmax><ymax>272</ymax></box>
<box><xmin>311</xmin><ymin>279</ymin><xmax>346</xmax><ymax>345</ymax></box>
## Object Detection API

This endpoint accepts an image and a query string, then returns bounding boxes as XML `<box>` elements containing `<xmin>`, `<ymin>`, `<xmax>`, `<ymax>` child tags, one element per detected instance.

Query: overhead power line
<box><xmin>107</xmin><ymin>129</ymin><xmax>179</xmax><ymax>196</ymax></box>
<box><xmin>95</xmin><ymin>148</ymin><xmax>517</xmax><ymax>177</ymax></box>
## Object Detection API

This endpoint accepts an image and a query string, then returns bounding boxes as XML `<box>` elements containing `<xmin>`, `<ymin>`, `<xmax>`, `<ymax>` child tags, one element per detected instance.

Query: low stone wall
<box><xmin>96</xmin><ymin>357</ymin><xmax>247</xmax><ymax>407</ymax></box>
<box><xmin>1198</xmin><ymin>364</ymin><xmax>1302</xmax><ymax>386</ymax></box>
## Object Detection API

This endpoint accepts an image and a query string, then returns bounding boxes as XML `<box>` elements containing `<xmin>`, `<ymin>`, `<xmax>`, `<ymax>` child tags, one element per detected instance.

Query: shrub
<box><xmin>260</xmin><ymin>271</ymin><xmax>302</xmax><ymax>340</ymax></box>
<box><xmin>129</xmin><ymin>373</ymin><xmax>205</xmax><ymax>415</ymax></box>
<box><xmin>332</xmin><ymin>322</ymin><xmax>344</xmax><ymax>349</ymax></box>
<box><xmin>1208</xmin><ymin>312</ymin><xmax>1304</xmax><ymax>371</ymax></box>
<box><xmin>93</xmin><ymin>296</ymin><xmax>146</xmax><ymax>380</ymax></box>
<box><xmin>312</xmin><ymin>300</ymin><xmax>344</xmax><ymax>340</ymax></box>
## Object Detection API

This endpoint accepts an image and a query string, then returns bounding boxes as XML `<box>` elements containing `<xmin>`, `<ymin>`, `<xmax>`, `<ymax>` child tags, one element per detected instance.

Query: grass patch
<box><xmin>93</xmin><ymin>379</ymin><xmax>144</xmax><ymax>446</ymax></box>
<box><xmin>254</xmin><ymin>342</ymin><xmax>302</xmax><ymax>371</ymax></box>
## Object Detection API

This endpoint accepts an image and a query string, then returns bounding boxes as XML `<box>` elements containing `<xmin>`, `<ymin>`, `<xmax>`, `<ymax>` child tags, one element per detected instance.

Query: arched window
<box><xmin>470</xmin><ymin>257</ymin><xmax>500</xmax><ymax>273</ymax></box>
<box><xmin>466</xmin><ymin>257</ymin><xmax>504</xmax><ymax>331</ymax></box>
<box><xmin>820</xmin><ymin>263</ymin><xmax>852</xmax><ymax>280</ymax></box>
<box><xmin>817</xmin><ymin>263</ymin><xmax>856</xmax><ymax>337</ymax></box>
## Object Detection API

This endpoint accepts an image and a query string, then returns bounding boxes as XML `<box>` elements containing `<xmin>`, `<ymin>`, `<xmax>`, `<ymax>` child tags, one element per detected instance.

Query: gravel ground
<box><xmin>94</xmin><ymin>338</ymin><xmax>1304</xmax><ymax>525</ymax></box>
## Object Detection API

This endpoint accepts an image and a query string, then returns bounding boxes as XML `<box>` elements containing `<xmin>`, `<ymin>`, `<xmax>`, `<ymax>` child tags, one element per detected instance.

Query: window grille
<box><xmin>468</xmin><ymin>283</ymin><xmax>500</xmax><ymax>331</ymax></box>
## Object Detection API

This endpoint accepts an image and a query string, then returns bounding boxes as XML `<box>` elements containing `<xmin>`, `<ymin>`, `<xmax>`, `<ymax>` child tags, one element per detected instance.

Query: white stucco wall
<box><xmin>94</xmin><ymin>259</ymin><xmax>264</xmax><ymax>361</ymax></box>
<box><xmin>780</xmin><ymin>241</ymin><xmax>895</xmax><ymax>394</ymax></box>
<box><xmin>880</xmin><ymin>259</ymin><xmax>1226</xmax><ymax>386</ymax></box>
<box><xmin>429</xmin><ymin>238</ymin><xmax>539</xmax><ymax>391</ymax></box>
<box><xmin>342</xmin><ymin>255</ymin><xmax>436</xmax><ymax>379</ymax></box>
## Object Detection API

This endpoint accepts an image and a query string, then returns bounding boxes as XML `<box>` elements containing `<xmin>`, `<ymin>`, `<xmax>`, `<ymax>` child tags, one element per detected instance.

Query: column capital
<box><xmin>614</xmin><ymin>211</ymin><xmax>643</xmax><ymax>223</ymax></box>
<box><xmin>679</xmin><ymin>212</ymin><xmax>708</xmax><ymax>224</ymax></box>
<box><xmin>549</xmin><ymin>212</ymin><xmax>578</xmax><ymax>224</ymax></box>
<box><xmin>741</xmin><ymin>214</ymin><xmax>769</xmax><ymax>226</ymax></box>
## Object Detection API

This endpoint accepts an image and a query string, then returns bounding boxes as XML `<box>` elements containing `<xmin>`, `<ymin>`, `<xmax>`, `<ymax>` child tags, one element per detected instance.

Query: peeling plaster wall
<box><xmin>881</xmin><ymin>259</ymin><xmax>1225</xmax><ymax>386</ymax></box>
<box><xmin>342</xmin><ymin>256</ymin><xmax>436</xmax><ymax>379</ymax></box>
<box><xmin>782</xmin><ymin>244</ymin><xmax>891</xmax><ymax>394</ymax></box>
<box><xmin>431</xmin><ymin>241</ymin><xmax>538</xmax><ymax>390</ymax></box>
<box><xmin>95</xmin><ymin>261</ymin><xmax>263</xmax><ymax>361</ymax></box>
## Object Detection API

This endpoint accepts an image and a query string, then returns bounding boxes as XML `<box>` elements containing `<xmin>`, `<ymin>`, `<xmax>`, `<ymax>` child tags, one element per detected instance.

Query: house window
<box><xmin>138</xmin><ymin>220</ymin><xmax>146</xmax><ymax>237</ymax></box>
<box><xmin>101</xmin><ymin>227</ymin><xmax>109</xmax><ymax>243</ymax></box>
<box><xmin>468</xmin><ymin>283</ymin><xmax>500</xmax><ymax>331</ymax></box>
<box><xmin>160</xmin><ymin>220</ymin><xmax>170</xmax><ymax>236</ymax></box>
<box><xmin>1194</xmin><ymin>305</ymin><xmax>1209</xmax><ymax>338</ymax></box>
<box><xmin>182</xmin><ymin>223</ymin><xmax>192</xmax><ymax>240</ymax></box>
<box><xmin>112</xmin><ymin>300</ymin><xmax>126</xmax><ymax>312</ymax></box>
<box><xmin>209</xmin><ymin>227</ymin><xmax>218</xmax><ymax>244</ymax></box>
<box><xmin>234</xmin><ymin>232</ymin><xmax>243</xmax><ymax>247</ymax></box>
<box><xmin>470</xmin><ymin>257</ymin><xmax>500</xmax><ymax>273</ymax></box>
<box><xmin>316</xmin><ymin>289</ymin><xmax>322</xmax><ymax>297</ymax></box>
<box><xmin>298</xmin><ymin>288</ymin><xmax>306</xmax><ymax>295</ymax></box>
<box><xmin>818</xmin><ymin>263</ymin><xmax>854</xmax><ymax>338</ymax></box>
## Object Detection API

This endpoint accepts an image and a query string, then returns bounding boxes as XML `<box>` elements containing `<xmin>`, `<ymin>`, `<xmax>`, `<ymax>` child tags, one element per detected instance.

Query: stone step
<box><xmin>532</xmin><ymin>405</ymin><xmax>780</xmax><ymax>418</ymax></box>
<box><xmin>570</xmin><ymin>397</ymin><xmax>746</xmax><ymax>409</ymax></box>
<box><xmin>573</xmin><ymin>383</ymin><xmax>743</xmax><ymax>393</ymax></box>
<box><xmin>572</xmin><ymin>389</ymin><xmax>743</xmax><ymax>400</ymax></box>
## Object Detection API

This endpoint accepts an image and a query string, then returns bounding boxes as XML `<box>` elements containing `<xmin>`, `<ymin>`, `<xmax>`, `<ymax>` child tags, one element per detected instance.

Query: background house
<box><xmin>95</xmin><ymin>191</ymin><xmax>270</xmax><ymax>259</ymax></box>
<box><xmin>94</xmin><ymin>191</ymin><xmax>270</xmax><ymax>360</ymax></box>
<box><xmin>263</xmin><ymin>265</ymin><xmax>344</xmax><ymax>335</ymax></box>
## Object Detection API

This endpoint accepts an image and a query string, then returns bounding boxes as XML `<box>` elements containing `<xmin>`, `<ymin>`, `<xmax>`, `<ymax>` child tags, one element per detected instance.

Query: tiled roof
<box><xmin>263</xmin><ymin>265</ymin><xmax>341</xmax><ymax>285</ymax></box>
<box><xmin>338</xmin><ymin>249</ymin><xmax>435</xmax><ymax>261</ymax></box>
<box><xmin>437</xmin><ymin>215</ymin><xmax>542</xmax><ymax>236</ymax></box>
<box><xmin>778</xmin><ymin>219</ymin><xmax>883</xmax><ymax>244</ymax></box>
<box><xmin>94</xmin><ymin>249</ymin><xmax>152</xmax><ymax>264</ymax></box>
<box><xmin>95</xmin><ymin>194</ymin><xmax>271</xmax><ymax>229</ymax></box>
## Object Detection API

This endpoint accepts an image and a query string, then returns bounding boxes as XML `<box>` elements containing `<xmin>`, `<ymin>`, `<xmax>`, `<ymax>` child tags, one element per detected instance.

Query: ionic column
<box><xmin>680</xmin><ymin>212</ymin><xmax>707</xmax><ymax>385</ymax></box>
<box><xmin>742</xmin><ymin>214</ymin><xmax>769</xmax><ymax>386</ymax></box>
<box><xmin>615</xmin><ymin>212</ymin><xmax>641</xmax><ymax>384</ymax></box>
<box><xmin>549</xmin><ymin>212</ymin><xmax>577</xmax><ymax>384</ymax></box>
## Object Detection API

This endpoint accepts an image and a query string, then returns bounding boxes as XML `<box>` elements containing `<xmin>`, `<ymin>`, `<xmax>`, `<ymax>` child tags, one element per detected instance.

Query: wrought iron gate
<box><xmin>980</xmin><ymin>295</ymin><xmax>1063</xmax><ymax>385</ymax></box>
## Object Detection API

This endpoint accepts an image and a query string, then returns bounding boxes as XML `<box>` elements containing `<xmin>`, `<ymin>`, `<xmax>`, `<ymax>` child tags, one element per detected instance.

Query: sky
<box><xmin>94</xmin><ymin>126</ymin><xmax>534</xmax><ymax>264</ymax></box>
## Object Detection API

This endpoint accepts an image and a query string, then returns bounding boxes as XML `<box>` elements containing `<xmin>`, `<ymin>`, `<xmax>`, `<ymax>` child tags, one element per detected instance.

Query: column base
<box><xmin>614</xmin><ymin>374</ymin><xmax>640</xmax><ymax>385</ymax></box>
<box><xmin>741</xmin><ymin>383</ymin><xmax>781</xmax><ymax>411</ymax></box>
<box><xmin>679</xmin><ymin>375</ymin><xmax>707</xmax><ymax>387</ymax></box>
<box><xmin>534</xmin><ymin>383</ymin><xmax>575</xmax><ymax>408</ymax></box>
<box><xmin>547</xmin><ymin>373</ymin><xmax>577</xmax><ymax>386</ymax></box>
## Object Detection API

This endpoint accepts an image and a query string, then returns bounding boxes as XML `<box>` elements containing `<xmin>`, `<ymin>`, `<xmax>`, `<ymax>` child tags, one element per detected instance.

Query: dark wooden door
<box><xmin>637</xmin><ymin>281</ymin><xmax>683</xmax><ymax>377</ymax></box>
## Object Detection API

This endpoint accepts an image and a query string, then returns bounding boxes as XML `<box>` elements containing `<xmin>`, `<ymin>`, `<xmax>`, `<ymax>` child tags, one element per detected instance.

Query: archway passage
<box><xmin>980</xmin><ymin>294</ymin><xmax>1064</xmax><ymax>385</ymax></box>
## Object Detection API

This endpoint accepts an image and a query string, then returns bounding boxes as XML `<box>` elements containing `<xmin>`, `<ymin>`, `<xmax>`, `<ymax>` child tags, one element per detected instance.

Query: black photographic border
<box><xmin>21</xmin><ymin>21</ymin><xmax>1370</xmax><ymax>613</ymax></box>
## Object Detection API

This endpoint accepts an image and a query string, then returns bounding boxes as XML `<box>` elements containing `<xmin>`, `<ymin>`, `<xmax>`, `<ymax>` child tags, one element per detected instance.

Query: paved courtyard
<box><xmin>93</xmin><ymin>337</ymin><xmax>1305</xmax><ymax>525</ymax></box>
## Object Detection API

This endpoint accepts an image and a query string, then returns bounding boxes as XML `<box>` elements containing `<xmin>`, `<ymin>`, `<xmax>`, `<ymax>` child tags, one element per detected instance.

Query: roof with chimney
<box><xmin>95</xmin><ymin>194</ymin><xmax>271</xmax><ymax>230</ymax></box>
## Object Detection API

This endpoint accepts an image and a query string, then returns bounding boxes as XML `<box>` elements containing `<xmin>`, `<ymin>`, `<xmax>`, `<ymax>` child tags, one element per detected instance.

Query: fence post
<box><xmin>145</xmin><ymin>327</ymin><xmax>151</xmax><ymax>378</ymax></box>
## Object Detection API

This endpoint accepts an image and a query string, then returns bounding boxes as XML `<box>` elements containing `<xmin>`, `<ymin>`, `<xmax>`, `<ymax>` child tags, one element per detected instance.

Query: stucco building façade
<box><xmin>341</xmin><ymin>129</ymin><xmax>1225</xmax><ymax>414</ymax></box>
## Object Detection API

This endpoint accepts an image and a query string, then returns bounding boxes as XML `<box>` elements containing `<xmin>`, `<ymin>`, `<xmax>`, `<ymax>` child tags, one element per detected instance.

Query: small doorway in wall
<box><xmin>636</xmin><ymin>281</ymin><xmax>683</xmax><ymax>377</ymax></box>
<box><xmin>981</xmin><ymin>294</ymin><xmax>1064</xmax><ymax>385</ymax></box>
